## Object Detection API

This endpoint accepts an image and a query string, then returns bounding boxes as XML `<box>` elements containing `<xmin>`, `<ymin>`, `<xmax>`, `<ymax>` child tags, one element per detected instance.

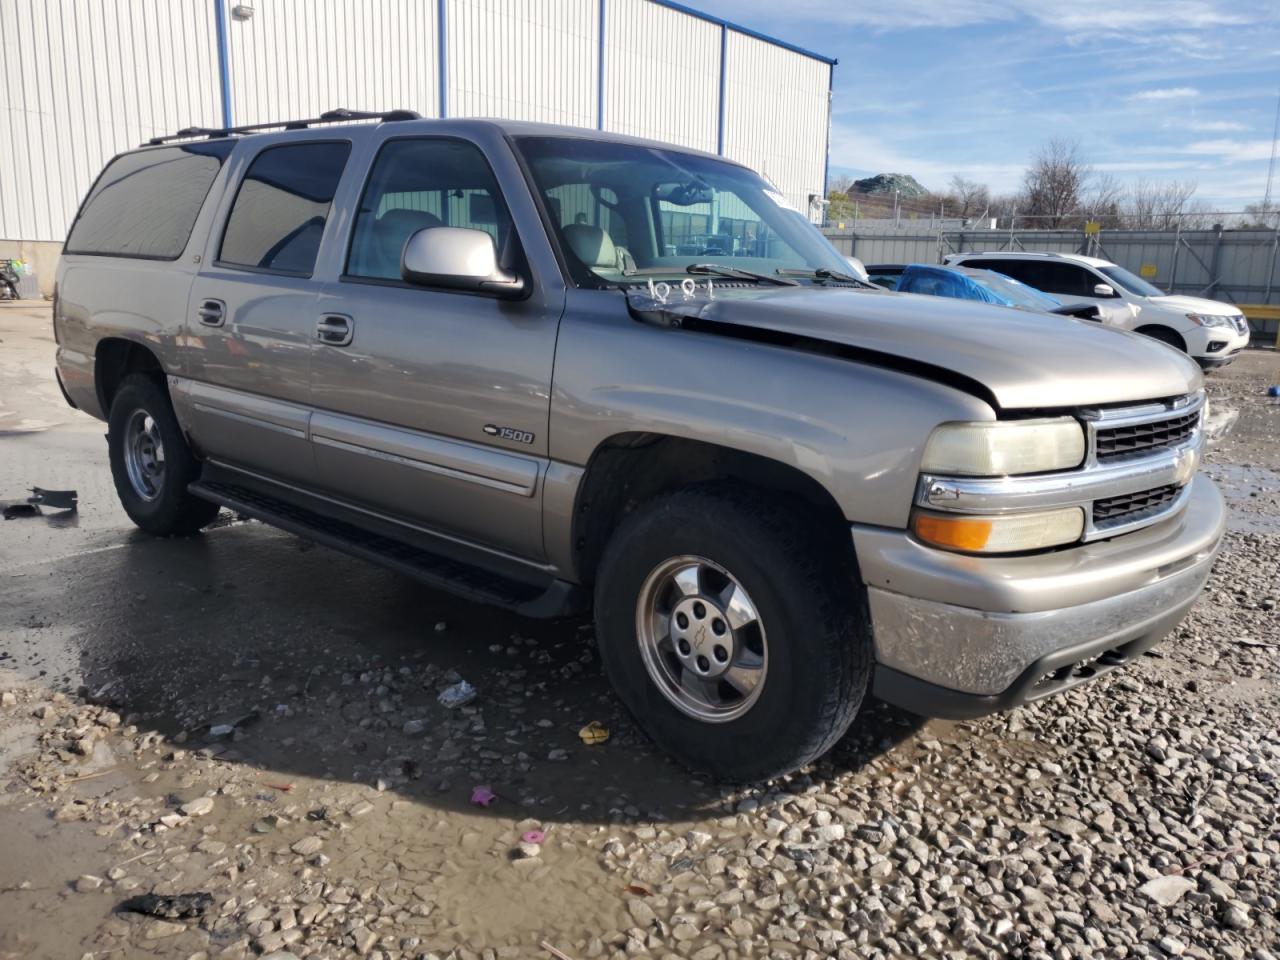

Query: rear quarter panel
<box><xmin>54</xmin><ymin>146</ymin><xmax>234</xmax><ymax>421</ymax></box>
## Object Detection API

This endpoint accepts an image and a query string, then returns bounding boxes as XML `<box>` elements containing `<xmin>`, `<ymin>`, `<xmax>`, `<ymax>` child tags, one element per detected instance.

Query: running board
<box><xmin>188</xmin><ymin>476</ymin><xmax>583</xmax><ymax>619</ymax></box>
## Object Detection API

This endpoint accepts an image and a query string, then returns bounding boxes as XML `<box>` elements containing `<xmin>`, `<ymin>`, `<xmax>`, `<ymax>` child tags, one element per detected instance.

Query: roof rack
<box><xmin>144</xmin><ymin>107</ymin><xmax>422</xmax><ymax>146</ymax></box>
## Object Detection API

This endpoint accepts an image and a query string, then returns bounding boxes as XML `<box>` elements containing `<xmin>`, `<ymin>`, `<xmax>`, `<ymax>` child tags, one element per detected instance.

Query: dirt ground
<box><xmin>0</xmin><ymin>301</ymin><xmax>1277</xmax><ymax>960</ymax></box>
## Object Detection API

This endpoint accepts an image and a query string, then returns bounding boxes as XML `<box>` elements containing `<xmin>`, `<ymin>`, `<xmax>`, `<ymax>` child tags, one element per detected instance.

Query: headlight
<box><xmin>913</xmin><ymin>506</ymin><xmax>1085</xmax><ymax>554</ymax></box>
<box><xmin>1186</xmin><ymin>313</ymin><xmax>1231</xmax><ymax>328</ymax></box>
<box><xmin>921</xmin><ymin>418</ymin><xmax>1085</xmax><ymax>477</ymax></box>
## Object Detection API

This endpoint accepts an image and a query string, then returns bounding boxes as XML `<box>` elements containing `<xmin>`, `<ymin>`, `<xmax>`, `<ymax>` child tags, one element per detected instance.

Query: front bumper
<box><xmin>856</xmin><ymin>474</ymin><xmax>1225</xmax><ymax>717</ymax></box>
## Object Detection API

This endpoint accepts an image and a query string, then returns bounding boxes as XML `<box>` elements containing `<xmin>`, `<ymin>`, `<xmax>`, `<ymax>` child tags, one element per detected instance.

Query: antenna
<box><xmin>1264</xmin><ymin>84</ymin><xmax>1280</xmax><ymax>215</ymax></box>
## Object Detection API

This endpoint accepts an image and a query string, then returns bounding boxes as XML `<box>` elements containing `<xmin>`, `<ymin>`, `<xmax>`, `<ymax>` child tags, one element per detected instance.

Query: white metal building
<box><xmin>0</xmin><ymin>0</ymin><xmax>836</xmax><ymax>285</ymax></box>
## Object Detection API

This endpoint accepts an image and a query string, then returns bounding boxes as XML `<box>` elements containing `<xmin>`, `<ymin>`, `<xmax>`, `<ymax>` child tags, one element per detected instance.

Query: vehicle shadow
<box><xmin>10</xmin><ymin>521</ymin><xmax>929</xmax><ymax>825</ymax></box>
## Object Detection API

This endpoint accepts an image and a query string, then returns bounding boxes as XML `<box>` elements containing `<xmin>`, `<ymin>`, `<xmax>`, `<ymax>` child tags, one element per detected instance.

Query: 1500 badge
<box><xmin>483</xmin><ymin>424</ymin><xmax>535</xmax><ymax>445</ymax></box>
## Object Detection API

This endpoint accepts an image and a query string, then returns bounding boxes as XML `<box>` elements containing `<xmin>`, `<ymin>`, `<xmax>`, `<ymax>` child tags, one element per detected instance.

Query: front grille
<box><xmin>1095</xmin><ymin>411</ymin><xmax>1198</xmax><ymax>461</ymax></box>
<box><xmin>1092</xmin><ymin>484</ymin><xmax>1180</xmax><ymax>524</ymax></box>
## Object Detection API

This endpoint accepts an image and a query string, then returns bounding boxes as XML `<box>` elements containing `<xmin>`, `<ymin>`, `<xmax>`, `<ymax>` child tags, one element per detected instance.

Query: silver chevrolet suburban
<box><xmin>54</xmin><ymin>109</ymin><xmax>1225</xmax><ymax>780</ymax></box>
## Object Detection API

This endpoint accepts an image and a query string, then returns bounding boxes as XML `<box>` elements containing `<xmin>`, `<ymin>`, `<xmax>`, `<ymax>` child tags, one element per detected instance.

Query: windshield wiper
<box><xmin>776</xmin><ymin>267</ymin><xmax>878</xmax><ymax>288</ymax></box>
<box><xmin>686</xmin><ymin>263</ymin><xmax>799</xmax><ymax>286</ymax></box>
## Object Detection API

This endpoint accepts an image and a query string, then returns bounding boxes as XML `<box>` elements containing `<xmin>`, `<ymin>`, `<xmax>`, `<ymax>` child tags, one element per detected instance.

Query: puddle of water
<box><xmin>1202</xmin><ymin>462</ymin><xmax>1280</xmax><ymax>534</ymax></box>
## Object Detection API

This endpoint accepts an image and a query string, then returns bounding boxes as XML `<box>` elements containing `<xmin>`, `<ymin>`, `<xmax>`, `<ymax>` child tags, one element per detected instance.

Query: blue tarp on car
<box><xmin>895</xmin><ymin>263</ymin><xmax>1066</xmax><ymax>313</ymax></box>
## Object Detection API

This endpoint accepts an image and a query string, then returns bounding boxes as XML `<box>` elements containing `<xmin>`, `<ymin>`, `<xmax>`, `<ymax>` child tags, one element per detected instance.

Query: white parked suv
<box><xmin>944</xmin><ymin>251</ymin><xmax>1251</xmax><ymax>368</ymax></box>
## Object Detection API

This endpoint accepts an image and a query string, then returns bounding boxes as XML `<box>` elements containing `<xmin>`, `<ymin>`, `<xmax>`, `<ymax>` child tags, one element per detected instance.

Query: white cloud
<box><xmin>710</xmin><ymin>0</ymin><xmax>1261</xmax><ymax>33</ymax></box>
<box><xmin>1186</xmin><ymin>120</ymin><xmax>1249</xmax><ymax>132</ymax></box>
<box><xmin>1184</xmin><ymin>139</ymin><xmax>1277</xmax><ymax>162</ymax></box>
<box><xmin>1131</xmin><ymin>87</ymin><xmax>1199</xmax><ymax>101</ymax></box>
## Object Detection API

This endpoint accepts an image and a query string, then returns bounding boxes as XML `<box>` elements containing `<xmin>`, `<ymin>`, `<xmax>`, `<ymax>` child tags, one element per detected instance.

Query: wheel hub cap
<box><xmin>636</xmin><ymin>556</ymin><xmax>767</xmax><ymax>723</ymax></box>
<box><xmin>123</xmin><ymin>408</ymin><xmax>166</xmax><ymax>502</ymax></box>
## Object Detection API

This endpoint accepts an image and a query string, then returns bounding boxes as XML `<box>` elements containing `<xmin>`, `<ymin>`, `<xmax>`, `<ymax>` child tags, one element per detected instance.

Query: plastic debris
<box><xmin>1267</xmin><ymin>385</ymin><xmax>1280</xmax><ymax>397</ymax></box>
<box><xmin>470</xmin><ymin>785</ymin><xmax>496</xmax><ymax>807</ymax></box>
<box><xmin>1</xmin><ymin>487</ymin><xmax>78</xmax><ymax>519</ymax></box>
<box><xmin>438</xmin><ymin>679</ymin><xmax>477</xmax><ymax>708</ymax></box>
<box><xmin>117</xmin><ymin>891</ymin><xmax>213</xmax><ymax>919</ymax></box>
<box><xmin>521</xmin><ymin>829</ymin><xmax>545</xmax><ymax>845</ymax></box>
<box><xmin>29</xmin><ymin>488</ymin><xmax>78</xmax><ymax>510</ymax></box>
<box><xmin>578</xmin><ymin>720</ymin><xmax>610</xmax><ymax>745</ymax></box>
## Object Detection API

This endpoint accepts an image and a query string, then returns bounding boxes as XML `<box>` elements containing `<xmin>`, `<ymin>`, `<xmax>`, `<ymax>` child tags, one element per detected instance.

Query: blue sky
<box><xmin>693</xmin><ymin>0</ymin><xmax>1280</xmax><ymax>209</ymax></box>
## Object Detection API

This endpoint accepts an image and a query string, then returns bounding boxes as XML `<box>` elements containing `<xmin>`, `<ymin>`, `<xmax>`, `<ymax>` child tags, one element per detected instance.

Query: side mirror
<box><xmin>1093</xmin><ymin>283</ymin><xmax>1116</xmax><ymax>298</ymax></box>
<box><xmin>401</xmin><ymin>227</ymin><xmax>525</xmax><ymax>298</ymax></box>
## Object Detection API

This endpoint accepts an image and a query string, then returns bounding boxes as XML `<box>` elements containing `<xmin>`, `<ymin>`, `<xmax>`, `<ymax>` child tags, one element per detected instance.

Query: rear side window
<box><xmin>65</xmin><ymin>142</ymin><xmax>234</xmax><ymax>259</ymax></box>
<box><xmin>967</xmin><ymin>259</ymin><xmax>1094</xmax><ymax>297</ymax></box>
<box><xmin>219</xmin><ymin>142</ymin><xmax>350</xmax><ymax>276</ymax></box>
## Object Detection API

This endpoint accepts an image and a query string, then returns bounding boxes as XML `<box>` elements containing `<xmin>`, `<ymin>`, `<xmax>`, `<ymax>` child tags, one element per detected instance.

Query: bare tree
<box><xmin>1023</xmin><ymin>138</ymin><xmax>1090</xmax><ymax>227</ymax></box>
<box><xmin>1126</xmin><ymin>180</ymin><xmax>1201</xmax><ymax>229</ymax></box>
<box><xmin>1081</xmin><ymin>172</ymin><xmax>1125</xmax><ymax>227</ymax></box>
<box><xmin>944</xmin><ymin>175</ymin><xmax>991</xmax><ymax>221</ymax></box>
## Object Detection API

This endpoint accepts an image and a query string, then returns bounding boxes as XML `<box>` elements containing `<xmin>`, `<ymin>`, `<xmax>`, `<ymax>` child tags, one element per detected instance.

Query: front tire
<box><xmin>107</xmin><ymin>374</ymin><xmax>220</xmax><ymax>536</ymax></box>
<box><xmin>593</xmin><ymin>485</ymin><xmax>871</xmax><ymax>781</ymax></box>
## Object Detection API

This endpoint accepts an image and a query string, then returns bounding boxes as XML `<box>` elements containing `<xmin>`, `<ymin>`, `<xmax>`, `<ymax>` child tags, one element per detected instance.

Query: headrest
<box><xmin>563</xmin><ymin>223</ymin><xmax>616</xmax><ymax>269</ymax></box>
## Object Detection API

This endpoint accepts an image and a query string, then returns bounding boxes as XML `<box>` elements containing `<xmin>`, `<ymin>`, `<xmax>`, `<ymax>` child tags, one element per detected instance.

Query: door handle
<box><xmin>316</xmin><ymin>314</ymin><xmax>353</xmax><ymax>346</ymax></box>
<box><xmin>197</xmin><ymin>299</ymin><xmax>225</xmax><ymax>326</ymax></box>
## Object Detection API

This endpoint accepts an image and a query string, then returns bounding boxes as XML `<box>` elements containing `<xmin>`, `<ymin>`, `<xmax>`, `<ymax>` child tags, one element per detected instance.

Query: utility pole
<box><xmin>1265</xmin><ymin>84</ymin><xmax>1280</xmax><ymax>218</ymax></box>
<box><xmin>893</xmin><ymin>189</ymin><xmax>900</xmax><ymax>227</ymax></box>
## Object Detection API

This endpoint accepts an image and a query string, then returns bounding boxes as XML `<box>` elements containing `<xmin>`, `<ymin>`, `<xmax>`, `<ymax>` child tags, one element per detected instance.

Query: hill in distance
<box><xmin>850</xmin><ymin>173</ymin><xmax>929</xmax><ymax>198</ymax></box>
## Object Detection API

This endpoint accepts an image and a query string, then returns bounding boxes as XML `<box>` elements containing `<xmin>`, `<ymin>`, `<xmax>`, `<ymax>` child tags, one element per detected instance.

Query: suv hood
<box><xmin>680</xmin><ymin>287</ymin><xmax>1202</xmax><ymax>410</ymax></box>
<box><xmin>1146</xmin><ymin>294</ymin><xmax>1241</xmax><ymax>317</ymax></box>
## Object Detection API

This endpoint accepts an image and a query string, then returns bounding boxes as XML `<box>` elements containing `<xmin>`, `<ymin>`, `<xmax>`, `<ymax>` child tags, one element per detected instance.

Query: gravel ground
<box><xmin>1</xmin><ymin>308</ymin><xmax>1277</xmax><ymax>960</ymax></box>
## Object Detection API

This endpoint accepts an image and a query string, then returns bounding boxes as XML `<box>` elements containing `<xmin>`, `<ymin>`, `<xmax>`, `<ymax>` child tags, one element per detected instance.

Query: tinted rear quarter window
<box><xmin>65</xmin><ymin>142</ymin><xmax>234</xmax><ymax>259</ymax></box>
<box><xmin>968</xmin><ymin>259</ymin><xmax>1094</xmax><ymax>297</ymax></box>
<box><xmin>219</xmin><ymin>141</ymin><xmax>351</xmax><ymax>276</ymax></box>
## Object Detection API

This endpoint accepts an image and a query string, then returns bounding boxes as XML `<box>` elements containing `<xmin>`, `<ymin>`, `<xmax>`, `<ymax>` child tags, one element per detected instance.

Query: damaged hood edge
<box><xmin>627</xmin><ymin>287</ymin><xmax>1202</xmax><ymax>410</ymax></box>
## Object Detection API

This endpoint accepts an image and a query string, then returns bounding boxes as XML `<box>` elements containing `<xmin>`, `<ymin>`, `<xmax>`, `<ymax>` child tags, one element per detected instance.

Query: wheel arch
<box><xmin>568</xmin><ymin>432</ymin><xmax>855</xmax><ymax>587</ymax></box>
<box><xmin>1134</xmin><ymin>324</ymin><xmax>1188</xmax><ymax>353</ymax></box>
<box><xmin>95</xmin><ymin>337</ymin><xmax>165</xmax><ymax>416</ymax></box>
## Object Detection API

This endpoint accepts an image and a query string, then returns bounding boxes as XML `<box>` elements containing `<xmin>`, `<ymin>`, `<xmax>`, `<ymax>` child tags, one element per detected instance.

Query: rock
<box><xmin>1138</xmin><ymin>875</ymin><xmax>1196</xmax><ymax>906</ymax></box>
<box><xmin>515</xmin><ymin>842</ymin><xmax>541</xmax><ymax>859</ymax></box>
<box><xmin>627</xmin><ymin>898</ymin><xmax>657</xmax><ymax>926</ymax></box>
<box><xmin>142</xmin><ymin>919</ymin><xmax>186</xmax><ymax>939</ymax></box>
<box><xmin>350</xmin><ymin>925</ymin><xmax>377</xmax><ymax>955</ymax></box>
<box><xmin>180</xmin><ymin>796</ymin><xmax>214</xmax><ymax>817</ymax></box>
<box><xmin>74</xmin><ymin>875</ymin><xmax>104</xmax><ymax>893</ymax></box>
<box><xmin>1158</xmin><ymin>936</ymin><xmax>1186</xmax><ymax>956</ymax></box>
<box><xmin>1</xmin><ymin>691</ymin><xmax>16</xmax><ymax>707</ymax></box>
<box><xmin>290</xmin><ymin>836</ymin><xmax>323</xmax><ymax>856</ymax></box>
<box><xmin>403</xmin><ymin>719</ymin><xmax>427</xmax><ymax>737</ymax></box>
<box><xmin>1221</xmin><ymin>903</ymin><xmax>1252</xmax><ymax>930</ymax></box>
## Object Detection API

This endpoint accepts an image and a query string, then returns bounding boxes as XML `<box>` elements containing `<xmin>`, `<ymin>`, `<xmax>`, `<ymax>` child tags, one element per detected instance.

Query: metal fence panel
<box><xmin>823</xmin><ymin>224</ymin><xmax>1280</xmax><ymax>339</ymax></box>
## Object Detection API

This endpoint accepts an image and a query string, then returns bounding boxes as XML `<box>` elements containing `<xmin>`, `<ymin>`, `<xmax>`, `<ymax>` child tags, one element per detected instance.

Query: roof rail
<box><xmin>144</xmin><ymin>107</ymin><xmax>422</xmax><ymax>146</ymax></box>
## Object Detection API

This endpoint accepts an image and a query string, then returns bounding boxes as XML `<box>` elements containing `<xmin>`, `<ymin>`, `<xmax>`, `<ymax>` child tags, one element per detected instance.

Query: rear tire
<box><xmin>593</xmin><ymin>484</ymin><xmax>870</xmax><ymax>781</ymax></box>
<box><xmin>107</xmin><ymin>374</ymin><xmax>220</xmax><ymax>536</ymax></box>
